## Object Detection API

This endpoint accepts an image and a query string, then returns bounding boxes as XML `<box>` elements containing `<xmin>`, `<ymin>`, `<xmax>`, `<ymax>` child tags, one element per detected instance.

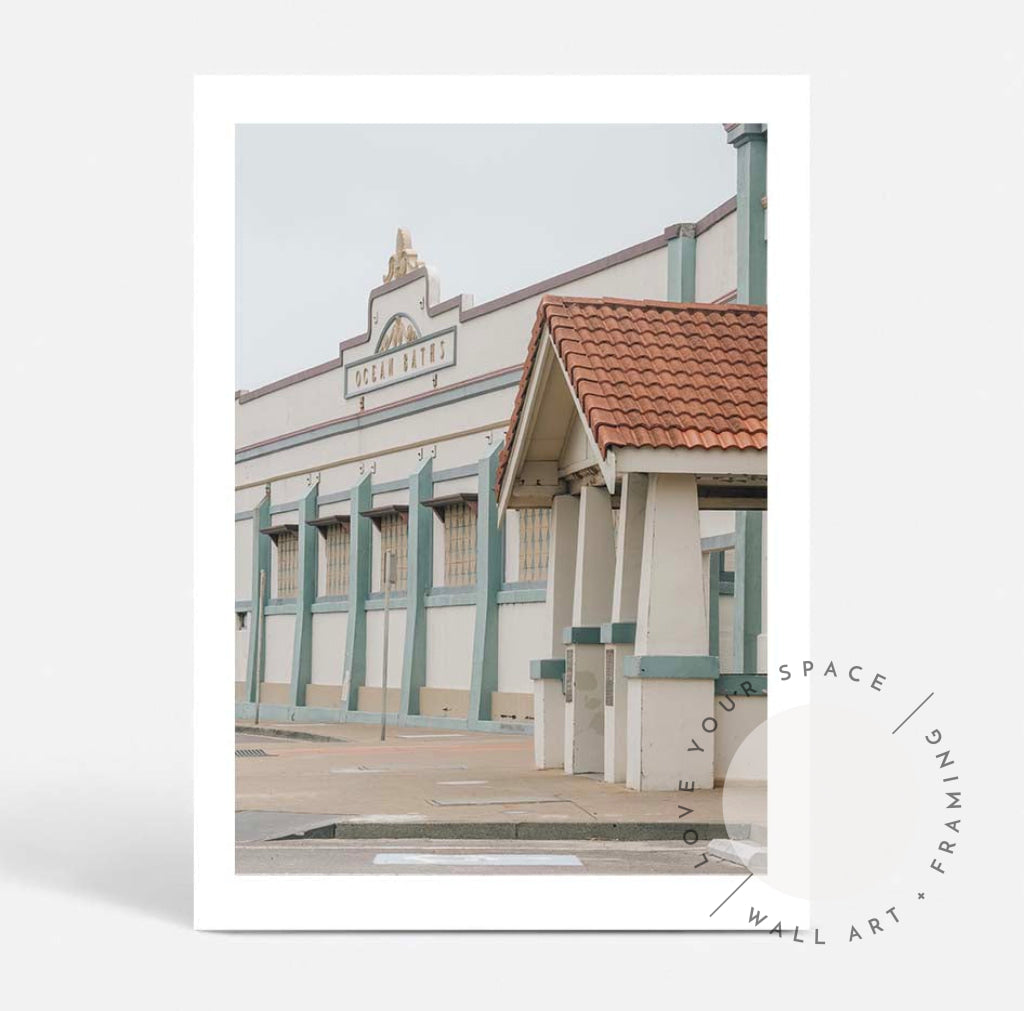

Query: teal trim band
<box><xmin>425</xmin><ymin>590</ymin><xmax>476</xmax><ymax>608</ymax></box>
<box><xmin>311</xmin><ymin>598</ymin><xmax>349</xmax><ymax>614</ymax></box>
<box><xmin>496</xmin><ymin>587</ymin><xmax>546</xmax><ymax>605</ymax></box>
<box><xmin>288</xmin><ymin>483</ymin><xmax>318</xmax><ymax>708</ymax></box>
<box><xmin>562</xmin><ymin>625</ymin><xmax>601</xmax><ymax>645</ymax></box>
<box><xmin>365</xmin><ymin>596</ymin><xmax>407</xmax><ymax>611</ymax></box>
<box><xmin>371</xmin><ymin>477</ymin><xmax>409</xmax><ymax>495</ymax></box>
<box><xmin>317</xmin><ymin>490</ymin><xmax>352</xmax><ymax>506</ymax></box>
<box><xmin>701</xmin><ymin>533</ymin><xmax>737</xmax><ymax>552</ymax></box>
<box><xmin>400</xmin><ymin>458</ymin><xmax>433</xmax><ymax>716</ymax></box>
<box><xmin>666</xmin><ymin>226</ymin><xmax>696</xmax><ymax>302</ymax></box>
<box><xmin>624</xmin><ymin>655</ymin><xmax>720</xmax><ymax>679</ymax></box>
<box><xmin>244</xmin><ymin>494</ymin><xmax>271</xmax><ymax>703</ymax></box>
<box><xmin>270</xmin><ymin>500</ymin><xmax>300</xmax><ymax>515</ymax></box>
<box><xmin>530</xmin><ymin>658</ymin><xmax>566</xmax><ymax>681</ymax></box>
<box><xmin>716</xmin><ymin>675</ymin><xmax>767</xmax><ymax>696</ymax></box>
<box><xmin>600</xmin><ymin>622</ymin><xmax>637</xmax><ymax>644</ymax></box>
<box><xmin>341</xmin><ymin>474</ymin><xmax>373</xmax><ymax>713</ymax></box>
<box><xmin>708</xmin><ymin>553</ymin><xmax>720</xmax><ymax>657</ymax></box>
<box><xmin>265</xmin><ymin>603</ymin><xmax>297</xmax><ymax>616</ymax></box>
<box><xmin>468</xmin><ymin>443</ymin><xmax>503</xmax><ymax>722</ymax></box>
<box><xmin>235</xmin><ymin>368</ymin><xmax>523</xmax><ymax>463</ymax></box>
<box><xmin>432</xmin><ymin>463</ymin><xmax>479</xmax><ymax>483</ymax></box>
<box><xmin>733</xmin><ymin>125</ymin><xmax>767</xmax><ymax>305</ymax></box>
<box><xmin>732</xmin><ymin>511</ymin><xmax>763</xmax><ymax>675</ymax></box>
<box><xmin>235</xmin><ymin>600</ymin><xmax>252</xmax><ymax>613</ymax></box>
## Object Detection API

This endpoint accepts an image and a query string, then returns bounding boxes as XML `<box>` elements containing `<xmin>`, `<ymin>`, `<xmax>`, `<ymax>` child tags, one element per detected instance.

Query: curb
<box><xmin>273</xmin><ymin>821</ymin><xmax>751</xmax><ymax>842</ymax></box>
<box><xmin>235</xmin><ymin>724</ymin><xmax>347</xmax><ymax>744</ymax></box>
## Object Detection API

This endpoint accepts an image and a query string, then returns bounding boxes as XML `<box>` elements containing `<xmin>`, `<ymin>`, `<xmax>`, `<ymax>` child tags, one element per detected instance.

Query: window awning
<box><xmin>359</xmin><ymin>504</ymin><xmax>409</xmax><ymax>529</ymax></box>
<box><xmin>307</xmin><ymin>514</ymin><xmax>351</xmax><ymax>537</ymax></box>
<box><xmin>259</xmin><ymin>523</ymin><xmax>298</xmax><ymax>542</ymax></box>
<box><xmin>419</xmin><ymin>492</ymin><xmax>478</xmax><ymax>516</ymax></box>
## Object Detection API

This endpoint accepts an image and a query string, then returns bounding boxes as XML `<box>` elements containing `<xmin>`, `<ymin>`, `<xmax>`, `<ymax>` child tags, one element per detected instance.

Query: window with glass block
<box><xmin>276</xmin><ymin>530</ymin><xmax>298</xmax><ymax>598</ymax></box>
<box><xmin>379</xmin><ymin>512</ymin><xmax>408</xmax><ymax>591</ymax></box>
<box><xmin>324</xmin><ymin>523</ymin><xmax>350</xmax><ymax>596</ymax></box>
<box><xmin>443</xmin><ymin>501</ymin><xmax>477</xmax><ymax>586</ymax></box>
<box><xmin>518</xmin><ymin>507</ymin><xmax>551</xmax><ymax>582</ymax></box>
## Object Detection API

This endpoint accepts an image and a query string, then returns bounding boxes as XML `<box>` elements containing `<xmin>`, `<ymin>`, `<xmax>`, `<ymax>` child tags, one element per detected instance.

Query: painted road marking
<box><xmin>436</xmin><ymin>780</ymin><xmax>488</xmax><ymax>786</ymax></box>
<box><xmin>373</xmin><ymin>853</ymin><xmax>583</xmax><ymax>867</ymax></box>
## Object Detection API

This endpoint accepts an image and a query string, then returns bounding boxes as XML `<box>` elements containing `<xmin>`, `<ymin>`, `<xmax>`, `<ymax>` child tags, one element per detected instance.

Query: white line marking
<box><xmin>436</xmin><ymin>780</ymin><xmax>488</xmax><ymax>786</ymax></box>
<box><xmin>372</xmin><ymin>853</ymin><xmax>583</xmax><ymax>867</ymax></box>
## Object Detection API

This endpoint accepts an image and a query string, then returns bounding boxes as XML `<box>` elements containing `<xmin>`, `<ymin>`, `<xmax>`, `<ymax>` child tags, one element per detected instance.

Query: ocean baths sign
<box><xmin>344</xmin><ymin>321</ymin><xmax>457</xmax><ymax>399</ymax></box>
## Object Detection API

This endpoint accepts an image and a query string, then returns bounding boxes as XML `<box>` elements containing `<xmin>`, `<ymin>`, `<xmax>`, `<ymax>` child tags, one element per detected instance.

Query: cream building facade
<box><xmin>235</xmin><ymin>125</ymin><xmax>767</xmax><ymax>788</ymax></box>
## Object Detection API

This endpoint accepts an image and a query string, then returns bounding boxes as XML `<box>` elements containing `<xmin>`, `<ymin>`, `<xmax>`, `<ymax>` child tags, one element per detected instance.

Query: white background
<box><xmin>1</xmin><ymin>1</ymin><xmax>1021</xmax><ymax>1007</ymax></box>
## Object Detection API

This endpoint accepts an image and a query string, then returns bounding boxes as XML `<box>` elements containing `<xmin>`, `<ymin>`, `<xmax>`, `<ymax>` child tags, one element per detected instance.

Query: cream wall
<box><xmin>311</xmin><ymin>611</ymin><xmax>347</xmax><ymax>685</ymax></box>
<box><xmin>234</xmin><ymin>624</ymin><xmax>249</xmax><ymax>683</ymax></box>
<box><xmin>695</xmin><ymin>211</ymin><xmax>737</xmax><ymax>302</ymax></box>
<box><xmin>714</xmin><ymin>696</ymin><xmax>766</xmax><ymax>783</ymax></box>
<box><xmin>263</xmin><ymin>614</ymin><xmax>294</xmax><ymax>684</ymax></box>
<box><xmin>497</xmin><ymin>602</ymin><xmax>545</xmax><ymax>693</ymax></box>
<box><xmin>425</xmin><ymin>606</ymin><xmax>475</xmax><ymax>689</ymax></box>
<box><xmin>235</xmin><ymin>519</ymin><xmax>252</xmax><ymax>598</ymax></box>
<box><xmin>364</xmin><ymin>609</ymin><xmax>407</xmax><ymax>691</ymax></box>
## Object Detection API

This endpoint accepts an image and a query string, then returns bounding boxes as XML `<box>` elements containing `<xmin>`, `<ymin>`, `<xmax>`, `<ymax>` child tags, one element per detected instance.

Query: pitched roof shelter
<box><xmin>496</xmin><ymin>296</ymin><xmax>767</xmax><ymax>515</ymax></box>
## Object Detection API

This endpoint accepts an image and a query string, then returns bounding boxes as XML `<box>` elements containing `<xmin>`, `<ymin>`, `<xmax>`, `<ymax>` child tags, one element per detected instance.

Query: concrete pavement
<box><xmin>235</xmin><ymin>721</ymin><xmax>765</xmax><ymax>830</ymax></box>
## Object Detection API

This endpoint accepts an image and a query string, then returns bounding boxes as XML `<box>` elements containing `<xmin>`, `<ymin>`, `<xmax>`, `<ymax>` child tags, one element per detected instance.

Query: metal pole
<box><xmin>253</xmin><ymin>568</ymin><xmax>266</xmax><ymax>726</ymax></box>
<box><xmin>380</xmin><ymin>549</ymin><xmax>395</xmax><ymax>742</ymax></box>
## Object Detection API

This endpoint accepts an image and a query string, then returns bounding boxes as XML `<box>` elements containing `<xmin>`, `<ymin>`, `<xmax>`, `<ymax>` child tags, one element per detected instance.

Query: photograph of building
<box><xmin>234</xmin><ymin>123</ymin><xmax>767</xmax><ymax>858</ymax></box>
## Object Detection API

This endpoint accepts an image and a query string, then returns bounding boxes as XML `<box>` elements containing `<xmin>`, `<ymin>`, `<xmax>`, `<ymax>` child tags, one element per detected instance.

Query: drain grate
<box><xmin>235</xmin><ymin>748</ymin><xmax>272</xmax><ymax>758</ymax></box>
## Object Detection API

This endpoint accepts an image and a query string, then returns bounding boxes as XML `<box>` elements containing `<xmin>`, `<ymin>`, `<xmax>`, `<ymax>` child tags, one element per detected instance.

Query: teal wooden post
<box><xmin>244</xmin><ymin>493</ymin><xmax>271</xmax><ymax>703</ymax></box>
<box><xmin>667</xmin><ymin>223</ymin><xmax>696</xmax><ymax>302</ymax></box>
<box><xmin>732</xmin><ymin>512</ymin><xmax>763</xmax><ymax>675</ymax></box>
<box><xmin>288</xmin><ymin>482</ymin><xmax>319</xmax><ymax>708</ymax></box>
<box><xmin>728</xmin><ymin>123</ymin><xmax>767</xmax><ymax>305</ymax></box>
<box><xmin>341</xmin><ymin>474</ymin><xmax>373</xmax><ymax>714</ymax></box>
<box><xmin>468</xmin><ymin>442</ymin><xmax>503</xmax><ymax>722</ymax></box>
<box><xmin>400</xmin><ymin>458</ymin><xmax>434</xmax><ymax>716</ymax></box>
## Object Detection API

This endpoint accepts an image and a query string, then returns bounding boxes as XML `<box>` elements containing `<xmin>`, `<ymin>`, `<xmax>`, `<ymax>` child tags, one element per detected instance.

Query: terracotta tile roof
<box><xmin>497</xmin><ymin>296</ymin><xmax>766</xmax><ymax>494</ymax></box>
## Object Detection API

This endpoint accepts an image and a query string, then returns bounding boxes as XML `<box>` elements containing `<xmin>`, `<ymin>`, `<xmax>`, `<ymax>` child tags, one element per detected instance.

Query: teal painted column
<box><xmin>288</xmin><ymin>482</ymin><xmax>319</xmax><ymax>708</ymax></box>
<box><xmin>468</xmin><ymin>442</ymin><xmax>503</xmax><ymax>722</ymax></box>
<box><xmin>400</xmin><ymin>457</ymin><xmax>434</xmax><ymax>716</ymax></box>
<box><xmin>732</xmin><ymin>512</ymin><xmax>763</xmax><ymax>675</ymax></box>
<box><xmin>666</xmin><ymin>224</ymin><xmax>696</xmax><ymax>302</ymax></box>
<box><xmin>244</xmin><ymin>493</ymin><xmax>271</xmax><ymax>703</ymax></box>
<box><xmin>708</xmin><ymin>551</ymin><xmax>721</xmax><ymax>657</ymax></box>
<box><xmin>341</xmin><ymin>474</ymin><xmax>373</xmax><ymax>713</ymax></box>
<box><xmin>728</xmin><ymin>123</ymin><xmax>767</xmax><ymax>304</ymax></box>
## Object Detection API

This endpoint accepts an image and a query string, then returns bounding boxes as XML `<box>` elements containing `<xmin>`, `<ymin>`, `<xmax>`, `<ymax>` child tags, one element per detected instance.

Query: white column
<box><xmin>627</xmin><ymin>473</ymin><xmax>717</xmax><ymax>790</ymax></box>
<box><xmin>604</xmin><ymin>473</ymin><xmax>647</xmax><ymax>783</ymax></box>
<box><xmin>530</xmin><ymin>495</ymin><xmax>578</xmax><ymax>770</ymax></box>
<box><xmin>564</xmin><ymin>485</ymin><xmax>615</xmax><ymax>775</ymax></box>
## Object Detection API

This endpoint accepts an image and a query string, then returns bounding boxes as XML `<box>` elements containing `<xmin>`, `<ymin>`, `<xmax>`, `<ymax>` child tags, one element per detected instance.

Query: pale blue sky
<box><xmin>236</xmin><ymin>124</ymin><xmax>735</xmax><ymax>390</ymax></box>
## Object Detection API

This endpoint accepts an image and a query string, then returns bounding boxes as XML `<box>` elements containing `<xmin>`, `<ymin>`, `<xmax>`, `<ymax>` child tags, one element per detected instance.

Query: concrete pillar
<box><xmin>727</xmin><ymin>123</ymin><xmax>767</xmax><ymax>305</ymax></box>
<box><xmin>288</xmin><ymin>481</ymin><xmax>319</xmax><ymax>708</ymax></box>
<box><xmin>468</xmin><ymin>443</ymin><xmax>503</xmax><ymax>722</ymax></box>
<box><xmin>530</xmin><ymin>494</ymin><xmax>578</xmax><ymax>769</ymax></box>
<box><xmin>756</xmin><ymin>512</ymin><xmax>768</xmax><ymax>673</ymax></box>
<box><xmin>667</xmin><ymin>224</ymin><xmax>696</xmax><ymax>302</ymax></box>
<box><xmin>602</xmin><ymin>473</ymin><xmax>647</xmax><ymax>783</ymax></box>
<box><xmin>733</xmin><ymin>511</ymin><xmax>763</xmax><ymax>675</ymax></box>
<box><xmin>341</xmin><ymin>475</ymin><xmax>372</xmax><ymax>713</ymax></box>
<box><xmin>244</xmin><ymin>493</ymin><xmax>271</xmax><ymax>705</ymax></box>
<box><xmin>564</xmin><ymin>485</ymin><xmax>615</xmax><ymax>775</ymax></box>
<box><xmin>400</xmin><ymin>458</ymin><xmax>433</xmax><ymax>716</ymax></box>
<box><xmin>626</xmin><ymin>473</ymin><xmax>718</xmax><ymax>790</ymax></box>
